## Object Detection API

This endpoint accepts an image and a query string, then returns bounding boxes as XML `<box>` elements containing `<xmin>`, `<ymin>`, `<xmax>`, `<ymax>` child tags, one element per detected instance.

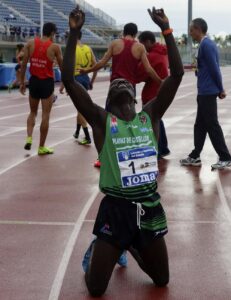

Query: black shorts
<box><xmin>93</xmin><ymin>195</ymin><xmax>168</xmax><ymax>251</ymax></box>
<box><xmin>29</xmin><ymin>76</ymin><xmax>54</xmax><ymax>99</ymax></box>
<box><xmin>15</xmin><ymin>64</ymin><xmax>21</xmax><ymax>71</ymax></box>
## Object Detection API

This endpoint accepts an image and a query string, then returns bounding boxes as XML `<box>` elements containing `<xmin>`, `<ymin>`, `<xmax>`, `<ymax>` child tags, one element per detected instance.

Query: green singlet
<box><xmin>99</xmin><ymin>111</ymin><xmax>160</xmax><ymax>203</ymax></box>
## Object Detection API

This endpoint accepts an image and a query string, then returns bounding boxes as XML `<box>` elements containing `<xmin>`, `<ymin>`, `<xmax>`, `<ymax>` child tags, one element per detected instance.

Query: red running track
<box><xmin>0</xmin><ymin>69</ymin><xmax>231</xmax><ymax>300</ymax></box>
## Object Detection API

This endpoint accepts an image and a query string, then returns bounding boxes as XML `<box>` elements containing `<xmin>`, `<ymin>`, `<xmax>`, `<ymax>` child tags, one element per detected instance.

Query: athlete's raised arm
<box><xmin>62</xmin><ymin>7</ymin><xmax>107</xmax><ymax>133</ymax></box>
<box><xmin>144</xmin><ymin>8</ymin><xmax>184</xmax><ymax>120</ymax></box>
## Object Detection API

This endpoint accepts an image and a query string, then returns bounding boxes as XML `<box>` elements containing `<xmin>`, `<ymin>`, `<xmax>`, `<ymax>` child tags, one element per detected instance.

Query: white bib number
<box><xmin>117</xmin><ymin>146</ymin><xmax>158</xmax><ymax>188</ymax></box>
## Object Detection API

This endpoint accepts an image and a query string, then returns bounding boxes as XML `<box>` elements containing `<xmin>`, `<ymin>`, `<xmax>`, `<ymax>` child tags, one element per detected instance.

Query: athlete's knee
<box><xmin>29</xmin><ymin>110</ymin><xmax>37</xmax><ymax>117</ymax></box>
<box><xmin>153</xmin><ymin>273</ymin><xmax>169</xmax><ymax>287</ymax></box>
<box><xmin>28</xmin><ymin>113</ymin><xmax>37</xmax><ymax>123</ymax></box>
<box><xmin>87</xmin><ymin>285</ymin><xmax>106</xmax><ymax>297</ymax></box>
<box><xmin>85</xmin><ymin>273</ymin><xmax>107</xmax><ymax>297</ymax></box>
<box><xmin>41</xmin><ymin>113</ymin><xmax>50</xmax><ymax>123</ymax></box>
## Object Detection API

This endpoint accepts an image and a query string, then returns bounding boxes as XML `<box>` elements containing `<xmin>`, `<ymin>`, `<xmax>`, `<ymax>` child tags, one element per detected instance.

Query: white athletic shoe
<box><xmin>211</xmin><ymin>160</ymin><xmax>231</xmax><ymax>170</ymax></box>
<box><xmin>180</xmin><ymin>156</ymin><xmax>202</xmax><ymax>167</ymax></box>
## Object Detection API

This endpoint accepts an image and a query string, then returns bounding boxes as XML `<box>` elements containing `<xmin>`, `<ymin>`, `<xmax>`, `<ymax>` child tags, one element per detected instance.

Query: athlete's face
<box><xmin>189</xmin><ymin>24</ymin><xmax>201</xmax><ymax>42</ymax></box>
<box><xmin>107</xmin><ymin>79</ymin><xmax>136</xmax><ymax>121</ymax></box>
<box><xmin>108</xmin><ymin>79</ymin><xmax>135</xmax><ymax>101</ymax></box>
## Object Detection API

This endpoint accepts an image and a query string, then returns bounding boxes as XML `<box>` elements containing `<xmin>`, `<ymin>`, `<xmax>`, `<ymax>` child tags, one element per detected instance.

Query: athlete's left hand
<box><xmin>20</xmin><ymin>83</ymin><xmax>26</xmax><ymax>95</ymax></box>
<box><xmin>148</xmin><ymin>7</ymin><xmax>170</xmax><ymax>31</ymax></box>
<box><xmin>69</xmin><ymin>6</ymin><xmax>85</xmax><ymax>30</ymax></box>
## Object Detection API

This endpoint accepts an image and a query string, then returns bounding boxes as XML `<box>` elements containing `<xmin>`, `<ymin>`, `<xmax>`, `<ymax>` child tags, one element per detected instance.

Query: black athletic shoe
<box><xmin>24</xmin><ymin>137</ymin><xmax>32</xmax><ymax>150</ymax></box>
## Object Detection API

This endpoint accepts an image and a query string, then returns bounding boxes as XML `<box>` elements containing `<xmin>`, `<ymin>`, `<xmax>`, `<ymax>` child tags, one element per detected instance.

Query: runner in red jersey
<box><xmin>20</xmin><ymin>23</ymin><xmax>62</xmax><ymax>155</ymax></box>
<box><xmin>136</xmin><ymin>31</ymin><xmax>170</xmax><ymax>158</ymax></box>
<box><xmin>81</xmin><ymin>23</ymin><xmax>162</xmax><ymax>85</ymax></box>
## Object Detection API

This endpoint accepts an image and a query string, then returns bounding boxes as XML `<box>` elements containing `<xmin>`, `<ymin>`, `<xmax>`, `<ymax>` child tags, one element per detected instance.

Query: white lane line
<box><xmin>0</xmin><ymin>113</ymin><xmax>76</xmax><ymax>137</ymax></box>
<box><xmin>0</xmin><ymin>95</ymin><xmax>25</xmax><ymax>102</ymax></box>
<box><xmin>0</xmin><ymin>94</ymin><xmax>106</xmax><ymax>121</ymax></box>
<box><xmin>175</xmin><ymin>92</ymin><xmax>195</xmax><ymax>100</ymax></box>
<box><xmin>0</xmin><ymin>136</ymin><xmax>73</xmax><ymax>176</ymax></box>
<box><xmin>0</xmin><ymin>111</ymin><xmax>32</xmax><ymax>121</ymax></box>
<box><xmin>179</xmin><ymin>83</ymin><xmax>194</xmax><ymax>89</ymax></box>
<box><xmin>0</xmin><ymin>102</ymin><xmax>73</xmax><ymax>121</ymax></box>
<box><xmin>83</xmin><ymin>219</ymin><xmax>227</xmax><ymax>224</ymax></box>
<box><xmin>216</xmin><ymin>175</ymin><xmax>231</xmax><ymax>224</ymax></box>
<box><xmin>0</xmin><ymin>127</ymin><xmax>26</xmax><ymax>137</ymax></box>
<box><xmin>4</xmin><ymin>219</ymin><xmax>225</xmax><ymax>226</ymax></box>
<box><xmin>0</xmin><ymin>220</ymin><xmax>75</xmax><ymax>226</ymax></box>
<box><xmin>0</xmin><ymin>102</ymin><xmax>28</xmax><ymax>111</ymax></box>
<box><xmin>48</xmin><ymin>187</ymin><xmax>99</xmax><ymax>300</ymax></box>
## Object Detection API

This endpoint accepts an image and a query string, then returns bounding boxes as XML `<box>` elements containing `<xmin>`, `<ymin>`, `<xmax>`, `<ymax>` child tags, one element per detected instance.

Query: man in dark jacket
<box><xmin>180</xmin><ymin>18</ymin><xmax>231</xmax><ymax>170</ymax></box>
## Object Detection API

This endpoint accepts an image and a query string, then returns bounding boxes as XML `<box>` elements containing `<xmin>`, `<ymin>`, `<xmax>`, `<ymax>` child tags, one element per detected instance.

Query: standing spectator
<box><xmin>16</xmin><ymin>26</ymin><xmax>21</xmax><ymax>41</ymax></box>
<box><xmin>180</xmin><ymin>18</ymin><xmax>231</xmax><ymax>170</ymax></box>
<box><xmin>10</xmin><ymin>25</ymin><xmax>16</xmax><ymax>41</ymax></box>
<box><xmin>65</xmin><ymin>30</ymin><xmax>69</xmax><ymax>43</ymax></box>
<box><xmin>36</xmin><ymin>26</ymin><xmax>40</xmax><ymax>36</ymax></box>
<box><xmin>56</xmin><ymin>30</ymin><xmax>60</xmax><ymax>43</ymax></box>
<box><xmin>22</xmin><ymin>27</ymin><xmax>28</xmax><ymax>39</ymax></box>
<box><xmin>29</xmin><ymin>27</ymin><xmax>34</xmax><ymax>38</ymax></box>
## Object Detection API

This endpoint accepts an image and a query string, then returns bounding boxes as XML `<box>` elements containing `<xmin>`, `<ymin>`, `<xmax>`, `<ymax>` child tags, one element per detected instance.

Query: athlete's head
<box><xmin>43</xmin><ymin>22</ymin><xmax>57</xmax><ymax>38</ymax></box>
<box><xmin>107</xmin><ymin>79</ymin><xmax>136</xmax><ymax>117</ymax></box>
<box><xmin>190</xmin><ymin>18</ymin><xmax>208</xmax><ymax>42</ymax></box>
<box><xmin>138</xmin><ymin>31</ymin><xmax>156</xmax><ymax>52</ymax></box>
<box><xmin>16</xmin><ymin>43</ymin><xmax>24</xmax><ymax>51</ymax></box>
<box><xmin>123</xmin><ymin>23</ymin><xmax>138</xmax><ymax>38</ymax></box>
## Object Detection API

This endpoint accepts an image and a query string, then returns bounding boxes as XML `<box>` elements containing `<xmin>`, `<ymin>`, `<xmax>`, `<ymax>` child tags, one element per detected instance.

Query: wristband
<box><xmin>162</xmin><ymin>28</ymin><xmax>173</xmax><ymax>36</ymax></box>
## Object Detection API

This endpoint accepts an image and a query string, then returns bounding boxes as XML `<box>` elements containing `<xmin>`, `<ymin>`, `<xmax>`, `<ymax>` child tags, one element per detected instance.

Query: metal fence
<box><xmin>178</xmin><ymin>45</ymin><xmax>231</xmax><ymax>65</ymax></box>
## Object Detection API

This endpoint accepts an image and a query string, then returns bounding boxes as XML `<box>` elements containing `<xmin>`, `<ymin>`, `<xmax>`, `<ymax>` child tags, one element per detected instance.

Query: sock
<box><xmin>83</xmin><ymin>127</ymin><xmax>91</xmax><ymax>141</ymax></box>
<box><xmin>75</xmin><ymin>124</ymin><xmax>81</xmax><ymax>136</ymax></box>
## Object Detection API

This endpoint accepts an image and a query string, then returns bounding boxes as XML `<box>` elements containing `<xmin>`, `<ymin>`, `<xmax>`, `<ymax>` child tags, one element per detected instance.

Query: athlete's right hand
<box><xmin>20</xmin><ymin>83</ymin><xmax>26</xmax><ymax>95</ymax></box>
<box><xmin>69</xmin><ymin>6</ymin><xmax>85</xmax><ymax>30</ymax></box>
<box><xmin>78</xmin><ymin>68</ymin><xmax>88</xmax><ymax>75</ymax></box>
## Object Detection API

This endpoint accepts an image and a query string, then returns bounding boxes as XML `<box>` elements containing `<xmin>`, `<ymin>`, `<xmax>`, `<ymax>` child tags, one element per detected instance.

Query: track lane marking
<box><xmin>48</xmin><ymin>187</ymin><xmax>99</xmax><ymax>300</ymax></box>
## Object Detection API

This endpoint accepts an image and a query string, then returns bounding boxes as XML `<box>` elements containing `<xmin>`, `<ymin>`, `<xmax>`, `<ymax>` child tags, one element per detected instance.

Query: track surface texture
<box><xmin>0</xmin><ymin>69</ymin><xmax>231</xmax><ymax>300</ymax></box>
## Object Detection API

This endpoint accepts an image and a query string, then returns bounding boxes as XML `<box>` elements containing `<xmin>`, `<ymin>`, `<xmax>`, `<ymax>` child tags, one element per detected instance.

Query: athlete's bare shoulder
<box><xmin>133</xmin><ymin>41</ymin><xmax>145</xmax><ymax>50</ymax></box>
<box><xmin>24</xmin><ymin>39</ymin><xmax>35</xmax><ymax>56</ymax></box>
<box><xmin>27</xmin><ymin>39</ymin><xmax>34</xmax><ymax>47</ymax></box>
<box><xmin>49</xmin><ymin>42</ymin><xmax>61</xmax><ymax>53</ymax></box>
<box><xmin>111</xmin><ymin>38</ymin><xmax>124</xmax><ymax>55</ymax></box>
<box><xmin>50</xmin><ymin>42</ymin><xmax>59</xmax><ymax>48</ymax></box>
<box><xmin>110</xmin><ymin>39</ymin><xmax>121</xmax><ymax>48</ymax></box>
<box><xmin>131</xmin><ymin>41</ymin><xmax>145</xmax><ymax>59</ymax></box>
